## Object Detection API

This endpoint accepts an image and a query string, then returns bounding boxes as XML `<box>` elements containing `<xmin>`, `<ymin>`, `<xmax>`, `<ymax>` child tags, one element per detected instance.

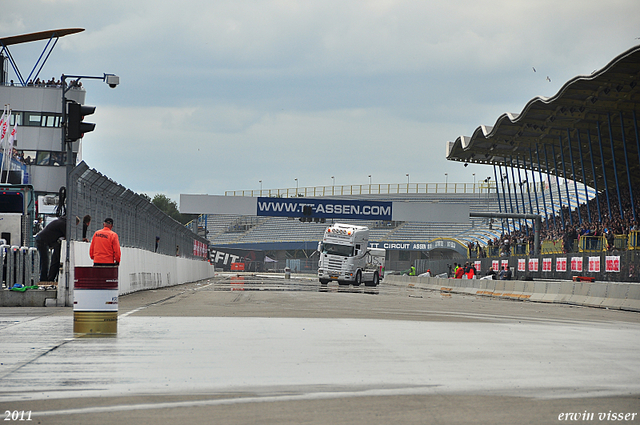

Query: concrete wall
<box><xmin>383</xmin><ymin>275</ymin><xmax>640</xmax><ymax>312</ymax></box>
<box><xmin>57</xmin><ymin>241</ymin><xmax>216</xmax><ymax>306</ymax></box>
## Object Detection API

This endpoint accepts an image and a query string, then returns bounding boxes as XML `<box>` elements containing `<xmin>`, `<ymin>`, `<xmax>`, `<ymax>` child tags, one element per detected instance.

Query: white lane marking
<box><xmin>34</xmin><ymin>386</ymin><xmax>439</xmax><ymax>417</ymax></box>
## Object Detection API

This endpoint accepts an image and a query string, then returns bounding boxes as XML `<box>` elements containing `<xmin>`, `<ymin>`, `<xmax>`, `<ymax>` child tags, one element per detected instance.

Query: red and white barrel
<box><xmin>73</xmin><ymin>266</ymin><xmax>119</xmax><ymax>335</ymax></box>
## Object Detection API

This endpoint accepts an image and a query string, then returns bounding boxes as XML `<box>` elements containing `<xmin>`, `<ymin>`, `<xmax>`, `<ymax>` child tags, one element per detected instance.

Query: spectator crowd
<box><xmin>471</xmin><ymin>187</ymin><xmax>639</xmax><ymax>257</ymax></box>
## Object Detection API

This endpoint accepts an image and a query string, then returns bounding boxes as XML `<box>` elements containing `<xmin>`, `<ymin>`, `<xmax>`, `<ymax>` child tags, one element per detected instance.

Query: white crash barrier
<box><xmin>56</xmin><ymin>241</ymin><xmax>216</xmax><ymax>307</ymax></box>
<box><xmin>383</xmin><ymin>274</ymin><xmax>640</xmax><ymax>312</ymax></box>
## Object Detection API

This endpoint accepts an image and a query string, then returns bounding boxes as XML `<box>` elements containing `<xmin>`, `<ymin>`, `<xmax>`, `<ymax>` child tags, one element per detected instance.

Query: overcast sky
<box><xmin>2</xmin><ymin>0</ymin><xmax>639</xmax><ymax>202</ymax></box>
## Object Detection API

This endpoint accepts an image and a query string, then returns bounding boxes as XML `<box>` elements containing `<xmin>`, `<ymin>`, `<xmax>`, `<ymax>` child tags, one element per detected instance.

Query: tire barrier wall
<box><xmin>383</xmin><ymin>274</ymin><xmax>640</xmax><ymax>312</ymax></box>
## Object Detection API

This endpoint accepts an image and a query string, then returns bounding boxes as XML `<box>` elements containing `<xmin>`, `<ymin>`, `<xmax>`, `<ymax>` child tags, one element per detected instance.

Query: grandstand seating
<box><xmin>200</xmin><ymin>180</ymin><xmax>595</xmax><ymax>249</ymax></box>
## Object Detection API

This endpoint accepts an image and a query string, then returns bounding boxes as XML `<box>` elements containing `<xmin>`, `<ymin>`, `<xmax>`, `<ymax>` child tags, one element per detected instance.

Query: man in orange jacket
<box><xmin>89</xmin><ymin>218</ymin><xmax>121</xmax><ymax>266</ymax></box>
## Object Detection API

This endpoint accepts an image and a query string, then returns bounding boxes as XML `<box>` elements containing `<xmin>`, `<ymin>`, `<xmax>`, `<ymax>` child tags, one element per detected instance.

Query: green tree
<box><xmin>149</xmin><ymin>194</ymin><xmax>196</xmax><ymax>225</ymax></box>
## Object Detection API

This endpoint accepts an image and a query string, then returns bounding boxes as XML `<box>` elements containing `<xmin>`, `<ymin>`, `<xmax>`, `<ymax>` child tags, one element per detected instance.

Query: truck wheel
<box><xmin>319</xmin><ymin>279</ymin><xmax>329</xmax><ymax>285</ymax></box>
<box><xmin>366</xmin><ymin>272</ymin><xmax>379</xmax><ymax>287</ymax></box>
<box><xmin>353</xmin><ymin>271</ymin><xmax>362</xmax><ymax>286</ymax></box>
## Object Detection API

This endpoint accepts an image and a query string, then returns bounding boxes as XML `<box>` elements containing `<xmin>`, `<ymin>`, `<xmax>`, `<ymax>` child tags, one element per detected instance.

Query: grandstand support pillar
<box><xmin>619</xmin><ymin>111</ymin><xmax>637</xmax><ymax>222</ymax></box>
<box><xmin>587</xmin><ymin>130</ymin><xmax>602</xmax><ymax>221</ymax></box>
<box><xmin>493</xmin><ymin>164</ymin><xmax>506</xmax><ymax>234</ymax></box>
<box><xmin>558</xmin><ymin>136</ymin><xmax>572</xmax><ymax>226</ymax></box>
<box><xmin>535</xmin><ymin>147</ymin><xmax>550</xmax><ymax>229</ymax></box>
<box><xmin>543</xmin><ymin>144</ymin><xmax>556</xmax><ymax>227</ymax></box>
<box><xmin>548</xmin><ymin>144</ymin><xmax>564</xmax><ymax>229</ymax></box>
<box><xmin>607</xmin><ymin>113</ymin><xmax>624</xmax><ymax>220</ymax></box>
<box><xmin>529</xmin><ymin>148</ymin><xmax>541</xmax><ymax>216</ymax></box>
<box><xmin>566</xmin><ymin>130</ymin><xmax>582</xmax><ymax>225</ymax></box>
<box><xmin>470</xmin><ymin>212</ymin><xmax>541</xmax><ymax>256</ymax></box>
<box><xmin>498</xmin><ymin>164</ymin><xmax>511</xmax><ymax>232</ymax></box>
<box><xmin>509</xmin><ymin>157</ymin><xmax>523</xmax><ymax>231</ymax></box>
<box><xmin>634</xmin><ymin>110</ymin><xmax>640</xmax><ymax>186</ymax></box>
<box><xmin>515</xmin><ymin>156</ymin><xmax>529</xmax><ymax>234</ymax></box>
<box><xmin>576</xmin><ymin>130</ymin><xmax>591</xmax><ymax>222</ymax></box>
<box><xmin>597</xmin><ymin>121</ymin><xmax>613</xmax><ymax>219</ymax></box>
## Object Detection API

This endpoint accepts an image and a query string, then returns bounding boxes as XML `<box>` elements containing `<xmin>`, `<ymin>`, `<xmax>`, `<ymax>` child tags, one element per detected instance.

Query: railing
<box><xmin>630</xmin><ymin>231</ymin><xmax>640</xmax><ymax>250</ymax></box>
<box><xmin>68</xmin><ymin>162</ymin><xmax>209</xmax><ymax>259</ymax></box>
<box><xmin>225</xmin><ymin>182</ymin><xmax>545</xmax><ymax>198</ymax></box>
<box><xmin>542</xmin><ymin>240</ymin><xmax>563</xmax><ymax>254</ymax></box>
<box><xmin>579</xmin><ymin>236</ymin><xmax>606</xmax><ymax>253</ymax></box>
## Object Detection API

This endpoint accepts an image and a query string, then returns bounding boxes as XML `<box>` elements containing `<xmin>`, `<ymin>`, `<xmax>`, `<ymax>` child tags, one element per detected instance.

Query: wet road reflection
<box><xmin>212</xmin><ymin>274</ymin><xmax>379</xmax><ymax>295</ymax></box>
<box><xmin>1</xmin><ymin>274</ymin><xmax>639</xmax><ymax>424</ymax></box>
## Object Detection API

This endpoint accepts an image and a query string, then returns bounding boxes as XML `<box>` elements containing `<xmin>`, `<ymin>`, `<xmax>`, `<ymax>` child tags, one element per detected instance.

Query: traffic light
<box><xmin>66</xmin><ymin>101</ymin><xmax>96</xmax><ymax>141</ymax></box>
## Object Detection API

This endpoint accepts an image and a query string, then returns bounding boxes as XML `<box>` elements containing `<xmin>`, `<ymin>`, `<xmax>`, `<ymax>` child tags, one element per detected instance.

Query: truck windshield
<box><xmin>322</xmin><ymin>243</ymin><xmax>354</xmax><ymax>257</ymax></box>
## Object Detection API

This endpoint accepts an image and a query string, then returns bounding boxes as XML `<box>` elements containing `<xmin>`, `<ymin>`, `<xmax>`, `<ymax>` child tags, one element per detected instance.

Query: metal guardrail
<box><xmin>225</xmin><ymin>182</ymin><xmax>547</xmax><ymax>198</ymax></box>
<box><xmin>67</xmin><ymin>162</ymin><xmax>208</xmax><ymax>259</ymax></box>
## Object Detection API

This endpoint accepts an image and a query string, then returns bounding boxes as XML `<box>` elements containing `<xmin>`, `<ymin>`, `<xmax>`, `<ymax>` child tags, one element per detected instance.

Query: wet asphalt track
<box><xmin>1</xmin><ymin>273</ymin><xmax>639</xmax><ymax>424</ymax></box>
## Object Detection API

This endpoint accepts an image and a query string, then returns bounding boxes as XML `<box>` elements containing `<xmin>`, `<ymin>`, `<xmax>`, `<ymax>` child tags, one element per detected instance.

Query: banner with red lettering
<box><xmin>588</xmin><ymin>257</ymin><xmax>600</xmax><ymax>273</ymax></box>
<box><xmin>605</xmin><ymin>256</ymin><xmax>620</xmax><ymax>273</ymax></box>
<box><xmin>556</xmin><ymin>257</ymin><xmax>567</xmax><ymax>272</ymax></box>
<box><xmin>529</xmin><ymin>258</ymin><xmax>539</xmax><ymax>272</ymax></box>
<box><xmin>542</xmin><ymin>258</ymin><xmax>552</xmax><ymax>272</ymax></box>
<box><xmin>474</xmin><ymin>260</ymin><xmax>482</xmax><ymax>272</ymax></box>
<box><xmin>571</xmin><ymin>257</ymin><xmax>583</xmax><ymax>272</ymax></box>
<box><xmin>492</xmin><ymin>260</ymin><xmax>500</xmax><ymax>271</ymax></box>
<box><xmin>518</xmin><ymin>258</ymin><xmax>525</xmax><ymax>272</ymax></box>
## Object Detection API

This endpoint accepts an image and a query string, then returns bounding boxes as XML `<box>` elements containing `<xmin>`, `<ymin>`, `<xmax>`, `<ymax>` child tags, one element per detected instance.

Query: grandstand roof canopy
<box><xmin>0</xmin><ymin>28</ymin><xmax>84</xmax><ymax>46</ymax></box>
<box><xmin>446</xmin><ymin>45</ymin><xmax>640</xmax><ymax>191</ymax></box>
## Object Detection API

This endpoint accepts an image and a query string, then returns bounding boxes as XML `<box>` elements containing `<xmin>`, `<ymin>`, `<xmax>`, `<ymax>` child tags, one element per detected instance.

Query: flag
<box><xmin>0</xmin><ymin>109</ymin><xmax>7</xmax><ymax>141</ymax></box>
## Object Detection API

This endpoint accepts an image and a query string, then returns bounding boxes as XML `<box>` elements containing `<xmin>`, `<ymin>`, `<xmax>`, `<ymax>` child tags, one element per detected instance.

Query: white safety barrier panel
<box><xmin>57</xmin><ymin>241</ymin><xmax>216</xmax><ymax>307</ymax></box>
<box><xmin>384</xmin><ymin>275</ymin><xmax>640</xmax><ymax>312</ymax></box>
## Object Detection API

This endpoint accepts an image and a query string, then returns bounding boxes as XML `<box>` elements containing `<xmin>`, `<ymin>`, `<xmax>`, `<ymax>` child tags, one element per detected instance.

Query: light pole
<box><xmin>259</xmin><ymin>180</ymin><xmax>262</xmax><ymax>195</ymax></box>
<box><xmin>473</xmin><ymin>173</ymin><xmax>476</xmax><ymax>192</ymax></box>
<box><xmin>295</xmin><ymin>178</ymin><xmax>298</xmax><ymax>196</ymax></box>
<box><xmin>368</xmin><ymin>175</ymin><xmax>372</xmax><ymax>194</ymax></box>
<box><xmin>445</xmin><ymin>173</ymin><xmax>448</xmax><ymax>193</ymax></box>
<box><xmin>406</xmin><ymin>173</ymin><xmax>409</xmax><ymax>192</ymax></box>
<box><xmin>62</xmin><ymin>72</ymin><xmax>119</xmax><ymax>304</ymax></box>
<box><xmin>331</xmin><ymin>176</ymin><xmax>335</xmax><ymax>195</ymax></box>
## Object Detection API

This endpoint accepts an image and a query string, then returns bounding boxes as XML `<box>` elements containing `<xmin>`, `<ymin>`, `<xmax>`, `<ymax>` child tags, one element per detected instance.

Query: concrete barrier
<box><xmin>0</xmin><ymin>288</ymin><xmax>57</xmax><ymax>307</ymax></box>
<box><xmin>383</xmin><ymin>275</ymin><xmax>640</xmax><ymax>312</ymax></box>
<box><xmin>56</xmin><ymin>241</ymin><xmax>216</xmax><ymax>307</ymax></box>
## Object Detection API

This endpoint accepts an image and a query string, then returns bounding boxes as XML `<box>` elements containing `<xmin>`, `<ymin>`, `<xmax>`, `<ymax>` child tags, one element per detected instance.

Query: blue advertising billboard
<box><xmin>256</xmin><ymin>197</ymin><xmax>392</xmax><ymax>220</ymax></box>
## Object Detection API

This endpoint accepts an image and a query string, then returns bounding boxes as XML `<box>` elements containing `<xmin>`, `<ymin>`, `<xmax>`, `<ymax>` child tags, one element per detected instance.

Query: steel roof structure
<box><xmin>446</xmin><ymin>45</ymin><xmax>640</xmax><ymax>222</ymax></box>
<box><xmin>0</xmin><ymin>28</ymin><xmax>84</xmax><ymax>86</ymax></box>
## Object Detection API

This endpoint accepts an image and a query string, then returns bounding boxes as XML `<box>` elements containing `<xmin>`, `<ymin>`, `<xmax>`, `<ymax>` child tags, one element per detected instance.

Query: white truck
<box><xmin>317</xmin><ymin>223</ymin><xmax>385</xmax><ymax>286</ymax></box>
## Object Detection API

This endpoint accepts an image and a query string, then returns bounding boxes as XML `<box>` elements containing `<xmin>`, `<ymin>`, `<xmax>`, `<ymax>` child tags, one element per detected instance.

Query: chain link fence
<box><xmin>67</xmin><ymin>162</ymin><xmax>208</xmax><ymax>259</ymax></box>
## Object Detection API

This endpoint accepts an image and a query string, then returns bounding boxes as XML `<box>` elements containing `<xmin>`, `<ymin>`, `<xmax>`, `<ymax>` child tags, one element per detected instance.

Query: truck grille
<box><xmin>327</xmin><ymin>258</ymin><xmax>343</xmax><ymax>272</ymax></box>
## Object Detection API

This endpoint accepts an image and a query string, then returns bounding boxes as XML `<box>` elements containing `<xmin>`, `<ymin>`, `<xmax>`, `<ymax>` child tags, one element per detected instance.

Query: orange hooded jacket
<box><xmin>89</xmin><ymin>226</ymin><xmax>121</xmax><ymax>264</ymax></box>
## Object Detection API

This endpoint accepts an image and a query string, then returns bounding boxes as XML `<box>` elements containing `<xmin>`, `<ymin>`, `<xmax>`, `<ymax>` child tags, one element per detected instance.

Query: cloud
<box><xmin>3</xmin><ymin>0</ymin><xmax>640</xmax><ymax>202</ymax></box>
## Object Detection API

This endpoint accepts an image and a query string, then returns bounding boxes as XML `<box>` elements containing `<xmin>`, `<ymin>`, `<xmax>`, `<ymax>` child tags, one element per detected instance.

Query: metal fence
<box><xmin>67</xmin><ymin>162</ymin><xmax>208</xmax><ymax>259</ymax></box>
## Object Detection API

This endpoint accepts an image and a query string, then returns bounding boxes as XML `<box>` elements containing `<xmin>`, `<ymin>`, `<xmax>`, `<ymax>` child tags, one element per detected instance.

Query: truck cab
<box><xmin>317</xmin><ymin>223</ymin><xmax>385</xmax><ymax>286</ymax></box>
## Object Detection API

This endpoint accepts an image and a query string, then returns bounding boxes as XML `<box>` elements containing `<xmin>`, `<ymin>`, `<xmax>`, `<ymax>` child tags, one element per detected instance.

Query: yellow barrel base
<box><xmin>74</xmin><ymin>311</ymin><xmax>118</xmax><ymax>336</ymax></box>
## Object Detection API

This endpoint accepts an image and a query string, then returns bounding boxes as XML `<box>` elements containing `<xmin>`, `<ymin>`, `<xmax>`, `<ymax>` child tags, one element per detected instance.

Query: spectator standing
<box><xmin>486</xmin><ymin>267</ymin><xmax>497</xmax><ymax>280</ymax></box>
<box><xmin>34</xmin><ymin>216</ymin><xmax>66</xmax><ymax>282</ymax></box>
<box><xmin>82</xmin><ymin>215</ymin><xmax>91</xmax><ymax>242</ymax></box>
<box><xmin>89</xmin><ymin>218</ymin><xmax>121</xmax><ymax>266</ymax></box>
